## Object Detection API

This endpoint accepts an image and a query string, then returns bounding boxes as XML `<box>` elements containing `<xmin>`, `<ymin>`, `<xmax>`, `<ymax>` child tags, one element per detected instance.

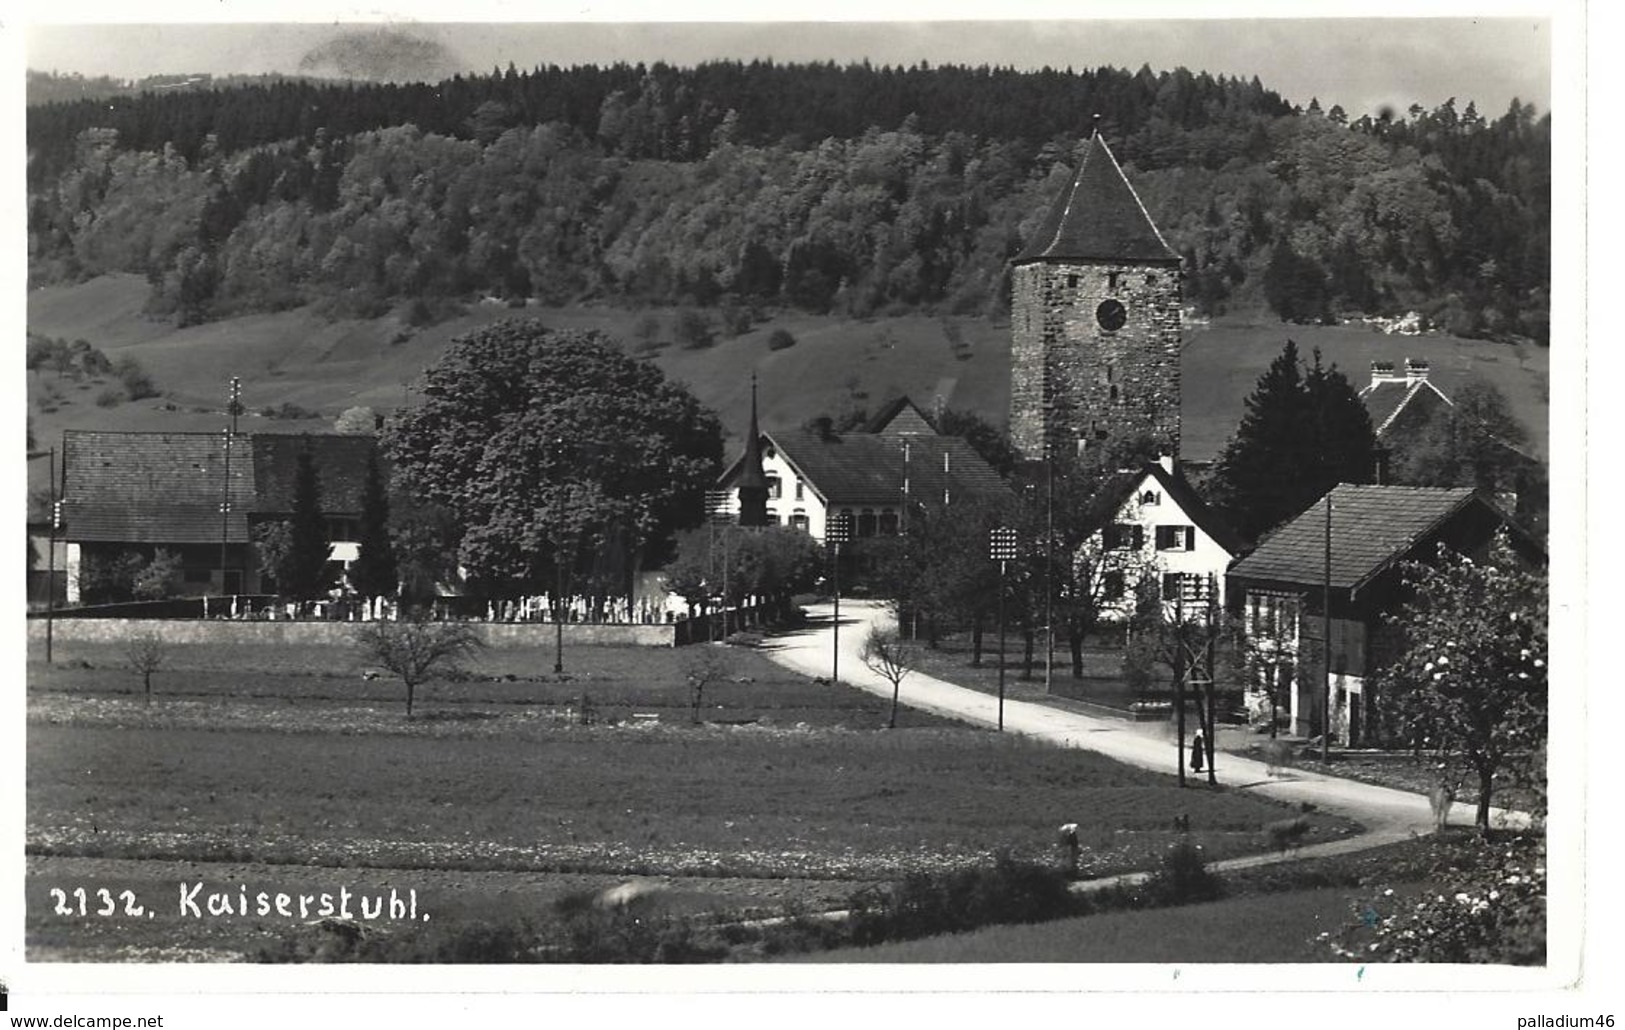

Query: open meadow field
<box><xmin>25</xmin><ymin>638</ymin><xmax>1356</xmax><ymax>961</ymax></box>
<box><xmin>26</xmin><ymin>275</ymin><xmax>1547</xmax><ymax>478</ymax></box>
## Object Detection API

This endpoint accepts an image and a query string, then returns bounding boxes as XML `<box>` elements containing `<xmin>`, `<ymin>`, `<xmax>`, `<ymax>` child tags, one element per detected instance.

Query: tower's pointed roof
<box><xmin>735</xmin><ymin>374</ymin><xmax>769</xmax><ymax>492</ymax></box>
<box><xmin>1017</xmin><ymin>127</ymin><xmax>1179</xmax><ymax>264</ymax></box>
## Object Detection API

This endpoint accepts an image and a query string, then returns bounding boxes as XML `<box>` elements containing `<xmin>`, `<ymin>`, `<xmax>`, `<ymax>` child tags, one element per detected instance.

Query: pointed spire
<box><xmin>1017</xmin><ymin>130</ymin><xmax>1179</xmax><ymax>264</ymax></box>
<box><xmin>735</xmin><ymin>373</ymin><xmax>769</xmax><ymax>526</ymax></box>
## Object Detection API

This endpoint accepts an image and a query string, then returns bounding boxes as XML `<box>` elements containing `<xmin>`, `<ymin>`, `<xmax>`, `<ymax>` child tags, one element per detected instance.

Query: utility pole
<box><xmin>1322</xmin><ymin>491</ymin><xmax>1333</xmax><ymax>765</ymax></box>
<box><xmin>553</xmin><ymin>436</ymin><xmax>566</xmax><ymax>676</ymax></box>
<box><xmin>46</xmin><ymin>446</ymin><xmax>59</xmax><ymax>664</ymax></box>
<box><xmin>1044</xmin><ymin>448</ymin><xmax>1054</xmax><ymax>694</ymax></box>
<box><xmin>218</xmin><ymin>377</ymin><xmax>240</xmax><ymax>610</ymax></box>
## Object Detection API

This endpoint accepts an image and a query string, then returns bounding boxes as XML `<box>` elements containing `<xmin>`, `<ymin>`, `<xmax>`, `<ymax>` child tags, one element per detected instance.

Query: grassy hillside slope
<box><xmin>27</xmin><ymin>275</ymin><xmax>1549</xmax><ymax>475</ymax></box>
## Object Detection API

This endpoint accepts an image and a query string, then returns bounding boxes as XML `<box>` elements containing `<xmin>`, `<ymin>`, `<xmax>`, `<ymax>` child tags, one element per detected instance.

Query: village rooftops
<box><xmin>1016</xmin><ymin>130</ymin><xmax>1181</xmax><ymax>265</ymax></box>
<box><xmin>1086</xmin><ymin>460</ymin><xmax>1248</xmax><ymax>555</ymax></box>
<box><xmin>1228</xmin><ymin>483</ymin><xmax>1537</xmax><ymax>595</ymax></box>
<box><xmin>719</xmin><ymin>430</ymin><xmax>1005</xmax><ymax>508</ymax></box>
<box><xmin>59</xmin><ymin>430</ymin><xmax>376</xmax><ymax>544</ymax></box>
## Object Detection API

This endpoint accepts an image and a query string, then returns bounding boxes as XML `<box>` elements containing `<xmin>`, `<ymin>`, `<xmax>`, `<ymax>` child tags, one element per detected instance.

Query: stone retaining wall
<box><xmin>26</xmin><ymin>618</ymin><xmax>676</xmax><ymax>648</ymax></box>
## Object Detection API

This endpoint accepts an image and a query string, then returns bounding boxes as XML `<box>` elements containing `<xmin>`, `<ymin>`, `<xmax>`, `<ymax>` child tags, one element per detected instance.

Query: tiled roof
<box><xmin>250</xmin><ymin>434</ymin><xmax>375</xmax><ymax>514</ymax></box>
<box><xmin>722</xmin><ymin>431</ymin><xmax>1006</xmax><ymax>507</ymax></box>
<box><xmin>1084</xmin><ymin>463</ymin><xmax>1247</xmax><ymax>556</ymax></box>
<box><xmin>864</xmin><ymin>396</ymin><xmax>938</xmax><ymax>436</ymax></box>
<box><xmin>61</xmin><ymin>430</ymin><xmax>374</xmax><ymax>544</ymax></box>
<box><xmin>62</xmin><ymin>431</ymin><xmax>255</xmax><ymax>543</ymax></box>
<box><xmin>1229</xmin><ymin>484</ymin><xmax>1479</xmax><ymax>591</ymax></box>
<box><xmin>1359</xmin><ymin>379</ymin><xmax>1453</xmax><ymax>436</ymax></box>
<box><xmin>1017</xmin><ymin>133</ymin><xmax>1180</xmax><ymax>264</ymax></box>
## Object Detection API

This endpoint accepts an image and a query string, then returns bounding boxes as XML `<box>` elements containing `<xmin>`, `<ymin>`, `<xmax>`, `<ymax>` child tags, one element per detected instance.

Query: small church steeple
<box><xmin>735</xmin><ymin>374</ymin><xmax>769</xmax><ymax>527</ymax></box>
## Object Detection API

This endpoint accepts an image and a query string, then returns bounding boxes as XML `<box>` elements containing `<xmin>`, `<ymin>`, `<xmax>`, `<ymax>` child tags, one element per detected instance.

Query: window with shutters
<box><xmin>1155</xmin><ymin>525</ymin><xmax>1195</xmax><ymax>551</ymax></box>
<box><xmin>1103</xmin><ymin>523</ymin><xmax>1142</xmax><ymax>550</ymax></box>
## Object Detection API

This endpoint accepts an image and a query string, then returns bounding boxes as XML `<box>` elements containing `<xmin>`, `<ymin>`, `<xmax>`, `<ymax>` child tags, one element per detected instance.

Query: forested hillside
<box><xmin>26</xmin><ymin>61</ymin><xmax>1549</xmax><ymax>342</ymax></box>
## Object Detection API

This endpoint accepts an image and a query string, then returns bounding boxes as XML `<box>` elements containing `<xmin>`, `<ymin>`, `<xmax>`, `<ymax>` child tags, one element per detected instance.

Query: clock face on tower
<box><xmin>1096</xmin><ymin>299</ymin><xmax>1127</xmax><ymax>331</ymax></box>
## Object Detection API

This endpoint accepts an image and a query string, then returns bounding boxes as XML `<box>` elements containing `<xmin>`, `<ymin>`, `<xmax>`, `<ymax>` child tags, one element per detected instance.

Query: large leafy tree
<box><xmin>1213</xmin><ymin>341</ymin><xmax>1378</xmax><ymax>542</ymax></box>
<box><xmin>1377</xmin><ymin>534</ymin><xmax>1546</xmax><ymax>834</ymax></box>
<box><xmin>385</xmin><ymin>321</ymin><xmax>723</xmax><ymax>593</ymax></box>
<box><xmin>348</xmin><ymin>445</ymin><xmax>398</xmax><ymax>599</ymax></box>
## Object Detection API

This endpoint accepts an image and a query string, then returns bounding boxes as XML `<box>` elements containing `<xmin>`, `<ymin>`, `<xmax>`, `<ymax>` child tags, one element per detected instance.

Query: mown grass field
<box><xmin>26</xmin><ymin>638</ymin><xmax>1357</xmax><ymax>960</ymax></box>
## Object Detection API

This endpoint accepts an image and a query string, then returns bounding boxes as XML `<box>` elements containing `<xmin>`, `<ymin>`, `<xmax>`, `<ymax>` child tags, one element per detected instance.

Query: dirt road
<box><xmin>760</xmin><ymin>601</ymin><xmax>1527</xmax><ymax>875</ymax></box>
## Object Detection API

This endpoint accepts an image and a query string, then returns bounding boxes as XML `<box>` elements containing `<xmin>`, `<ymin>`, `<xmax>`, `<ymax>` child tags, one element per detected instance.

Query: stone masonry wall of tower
<box><xmin>1009</xmin><ymin>259</ymin><xmax>1183</xmax><ymax>462</ymax></box>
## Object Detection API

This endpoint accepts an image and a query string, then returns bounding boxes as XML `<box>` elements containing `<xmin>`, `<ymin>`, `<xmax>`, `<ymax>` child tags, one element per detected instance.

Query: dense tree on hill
<box><xmin>1212</xmin><ymin>341</ymin><xmax>1378</xmax><ymax>542</ymax></box>
<box><xmin>24</xmin><ymin>64</ymin><xmax>1549</xmax><ymax>341</ymax></box>
<box><xmin>384</xmin><ymin>320</ymin><xmax>723</xmax><ymax>594</ymax></box>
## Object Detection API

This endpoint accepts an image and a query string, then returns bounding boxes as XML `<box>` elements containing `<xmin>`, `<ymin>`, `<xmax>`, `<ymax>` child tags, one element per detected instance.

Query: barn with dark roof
<box><xmin>1227</xmin><ymin>483</ymin><xmax>1543</xmax><ymax>743</ymax></box>
<box><xmin>58</xmin><ymin>430</ymin><xmax>378</xmax><ymax>601</ymax></box>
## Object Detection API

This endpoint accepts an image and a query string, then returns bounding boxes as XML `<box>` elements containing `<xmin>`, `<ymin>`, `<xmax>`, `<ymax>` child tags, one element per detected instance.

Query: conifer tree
<box><xmin>281</xmin><ymin>444</ymin><xmax>334</xmax><ymax>601</ymax></box>
<box><xmin>1214</xmin><ymin>341</ymin><xmax>1376</xmax><ymax>542</ymax></box>
<box><xmin>349</xmin><ymin>445</ymin><xmax>398</xmax><ymax>599</ymax></box>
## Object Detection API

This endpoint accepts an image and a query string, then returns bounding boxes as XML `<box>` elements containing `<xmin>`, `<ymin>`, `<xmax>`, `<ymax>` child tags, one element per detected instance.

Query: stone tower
<box><xmin>1008</xmin><ymin>125</ymin><xmax>1183</xmax><ymax>463</ymax></box>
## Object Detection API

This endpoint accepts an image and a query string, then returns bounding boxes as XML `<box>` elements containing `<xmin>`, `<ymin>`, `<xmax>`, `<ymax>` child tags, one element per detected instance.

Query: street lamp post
<box><xmin>826</xmin><ymin>512</ymin><xmax>852</xmax><ymax>685</ymax></box>
<box><xmin>989</xmin><ymin>525</ymin><xmax>1019</xmax><ymax>732</ymax></box>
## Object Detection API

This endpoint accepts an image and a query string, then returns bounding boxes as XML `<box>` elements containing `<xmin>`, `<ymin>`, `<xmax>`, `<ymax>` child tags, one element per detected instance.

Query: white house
<box><xmin>1084</xmin><ymin>457</ymin><xmax>1245</xmax><ymax>620</ymax></box>
<box><xmin>714</xmin><ymin>429</ymin><xmax>1005</xmax><ymax>542</ymax></box>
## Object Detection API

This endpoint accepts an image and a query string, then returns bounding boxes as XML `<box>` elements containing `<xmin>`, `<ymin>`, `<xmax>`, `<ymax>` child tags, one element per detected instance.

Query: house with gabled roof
<box><xmin>1085</xmin><ymin>457</ymin><xmax>1247</xmax><ymax>619</ymax></box>
<box><xmin>713</xmin><ymin>396</ymin><xmax>1005</xmax><ymax>541</ymax></box>
<box><xmin>58</xmin><ymin>430</ymin><xmax>377</xmax><ymax>601</ymax></box>
<box><xmin>1359</xmin><ymin>359</ymin><xmax>1454</xmax><ymax>443</ymax></box>
<box><xmin>863</xmin><ymin>396</ymin><xmax>938</xmax><ymax>438</ymax></box>
<box><xmin>1227</xmin><ymin>483</ymin><xmax>1543</xmax><ymax>742</ymax></box>
<box><xmin>1361</xmin><ymin>358</ymin><xmax>1544</xmax><ymax>527</ymax></box>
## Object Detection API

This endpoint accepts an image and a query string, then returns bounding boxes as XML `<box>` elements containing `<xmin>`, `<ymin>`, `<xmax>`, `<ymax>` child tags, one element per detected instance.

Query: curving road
<box><xmin>757</xmin><ymin>600</ymin><xmax>1527</xmax><ymax>878</ymax></box>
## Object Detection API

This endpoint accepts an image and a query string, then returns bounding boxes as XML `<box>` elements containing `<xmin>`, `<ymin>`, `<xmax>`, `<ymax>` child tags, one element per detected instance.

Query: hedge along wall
<box><xmin>26</xmin><ymin>618</ymin><xmax>677</xmax><ymax>648</ymax></box>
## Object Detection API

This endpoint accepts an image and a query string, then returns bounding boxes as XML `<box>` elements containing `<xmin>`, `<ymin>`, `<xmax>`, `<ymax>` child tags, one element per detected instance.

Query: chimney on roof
<box><xmin>1405</xmin><ymin>358</ymin><xmax>1430</xmax><ymax>384</ymax></box>
<box><xmin>1369</xmin><ymin>360</ymin><xmax>1402</xmax><ymax>389</ymax></box>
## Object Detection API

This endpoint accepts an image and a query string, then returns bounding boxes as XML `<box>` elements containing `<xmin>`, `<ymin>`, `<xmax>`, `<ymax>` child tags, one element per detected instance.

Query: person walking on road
<box><xmin>1190</xmin><ymin>729</ymin><xmax>1206</xmax><ymax>774</ymax></box>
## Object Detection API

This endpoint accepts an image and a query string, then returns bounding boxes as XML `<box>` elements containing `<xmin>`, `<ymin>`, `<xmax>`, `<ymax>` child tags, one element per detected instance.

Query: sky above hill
<box><xmin>24</xmin><ymin>7</ymin><xmax>1554</xmax><ymax>121</ymax></box>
